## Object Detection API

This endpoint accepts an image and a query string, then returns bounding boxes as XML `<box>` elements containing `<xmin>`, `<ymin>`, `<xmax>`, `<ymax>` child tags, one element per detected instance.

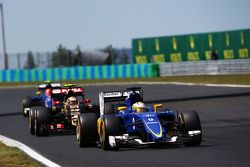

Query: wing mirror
<box><xmin>118</xmin><ymin>106</ymin><xmax>127</xmax><ymax>111</ymax></box>
<box><xmin>154</xmin><ymin>104</ymin><xmax>163</xmax><ymax>112</ymax></box>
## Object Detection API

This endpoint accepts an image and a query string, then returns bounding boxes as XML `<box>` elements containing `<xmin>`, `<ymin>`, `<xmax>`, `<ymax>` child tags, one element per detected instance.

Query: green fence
<box><xmin>0</xmin><ymin>64</ymin><xmax>159</xmax><ymax>82</ymax></box>
<box><xmin>132</xmin><ymin>29</ymin><xmax>250</xmax><ymax>63</ymax></box>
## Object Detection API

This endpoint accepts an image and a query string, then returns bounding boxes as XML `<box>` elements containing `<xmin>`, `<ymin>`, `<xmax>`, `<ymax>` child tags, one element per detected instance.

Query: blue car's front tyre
<box><xmin>179</xmin><ymin>110</ymin><xmax>202</xmax><ymax>146</ymax></box>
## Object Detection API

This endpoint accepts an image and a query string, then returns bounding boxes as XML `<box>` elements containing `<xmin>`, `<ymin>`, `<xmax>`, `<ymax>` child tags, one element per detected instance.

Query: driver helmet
<box><xmin>67</xmin><ymin>90</ymin><xmax>75</xmax><ymax>97</ymax></box>
<box><xmin>67</xmin><ymin>96</ymin><xmax>78</xmax><ymax>105</ymax></box>
<box><xmin>45</xmin><ymin>88</ymin><xmax>52</xmax><ymax>96</ymax></box>
<box><xmin>45</xmin><ymin>84</ymin><xmax>52</xmax><ymax>96</ymax></box>
<box><xmin>132</xmin><ymin>102</ymin><xmax>146</xmax><ymax>113</ymax></box>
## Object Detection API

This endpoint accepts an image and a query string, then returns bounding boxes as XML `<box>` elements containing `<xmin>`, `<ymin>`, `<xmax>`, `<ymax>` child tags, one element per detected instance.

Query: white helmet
<box><xmin>132</xmin><ymin>102</ymin><xmax>146</xmax><ymax>113</ymax></box>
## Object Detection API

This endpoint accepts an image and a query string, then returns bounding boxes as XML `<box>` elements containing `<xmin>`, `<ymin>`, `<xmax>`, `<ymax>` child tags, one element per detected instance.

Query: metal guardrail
<box><xmin>159</xmin><ymin>59</ymin><xmax>250</xmax><ymax>76</ymax></box>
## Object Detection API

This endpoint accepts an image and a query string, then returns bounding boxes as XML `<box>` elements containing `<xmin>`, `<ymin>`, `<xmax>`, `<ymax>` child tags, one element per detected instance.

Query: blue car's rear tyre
<box><xmin>101</xmin><ymin>116</ymin><xmax>121</xmax><ymax>150</ymax></box>
<box><xmin>77</xmin><ymin>113</ymin><xmax>98</xmax><ymax>147</ymax></box>
<box><xmin>104</xmin><ymin>103</ymin><xmax>116</xmax><ymax>115</ymax></box>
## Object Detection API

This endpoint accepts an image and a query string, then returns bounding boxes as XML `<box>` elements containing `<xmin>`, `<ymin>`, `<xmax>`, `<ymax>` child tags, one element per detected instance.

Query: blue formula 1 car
<box><xmin>22</xmin><ymin>81</ymin><xmax>61</xmax><ymax>117</ymax></box>
<box><xmin>76</xmin><ymin>87</ymin><xmax>203</xmax><ymax>150</ymax></box>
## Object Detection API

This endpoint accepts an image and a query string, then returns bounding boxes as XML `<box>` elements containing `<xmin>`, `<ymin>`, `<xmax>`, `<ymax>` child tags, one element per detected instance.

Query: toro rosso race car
<box><xmin>22</xmin><ymin>81</ymin><xmax>61</xmax><ymax>117</ymax></box>
<box><xmin>29</xmin><ymin>84</ymin><xmax>99</xmax><ymax>136</ymax></box>
<box><xmin>76</xmin><ymin>87</ymin><xmax>202</xmax><ymax>150</ymax></box>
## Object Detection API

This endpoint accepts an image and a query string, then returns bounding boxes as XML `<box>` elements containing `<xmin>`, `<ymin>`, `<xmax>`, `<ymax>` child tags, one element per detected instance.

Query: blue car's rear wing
<box><xmin>99</xmin><ymin>87</ymin><xmax>143</xmax><ymax>116</ymax></box>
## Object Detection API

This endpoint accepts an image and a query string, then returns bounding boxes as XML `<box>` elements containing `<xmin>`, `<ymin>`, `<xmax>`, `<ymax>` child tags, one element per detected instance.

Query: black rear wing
<box><xmin>99</xmin><ymin>87</ymin><xmax>143</xmax><ymax>116</ymax></box>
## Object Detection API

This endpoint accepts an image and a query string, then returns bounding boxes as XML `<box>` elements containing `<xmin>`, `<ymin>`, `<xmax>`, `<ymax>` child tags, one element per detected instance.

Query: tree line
<box><xmin>24</xmin><ymin>45</ymin><xmax>130</xmax><ymax>69</ymax></box>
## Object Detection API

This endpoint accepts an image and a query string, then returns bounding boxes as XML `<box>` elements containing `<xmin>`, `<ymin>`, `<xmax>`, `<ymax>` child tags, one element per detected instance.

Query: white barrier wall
<box><xmin>159</xmin><ymin>59</ymin><xmax>250</xmax><ymax>76</ymax></box>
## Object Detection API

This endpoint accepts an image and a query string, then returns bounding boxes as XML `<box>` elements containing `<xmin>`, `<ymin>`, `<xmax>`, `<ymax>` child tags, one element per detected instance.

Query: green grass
<box><xmin>0</xmin><ymin>142</ymin><xmax>41</xmax><ymax>167</ymax></box>
<box><xmin>0</xmin><ymin>74</ymin><xmax>250</xmax><ymax>87</ymax></box>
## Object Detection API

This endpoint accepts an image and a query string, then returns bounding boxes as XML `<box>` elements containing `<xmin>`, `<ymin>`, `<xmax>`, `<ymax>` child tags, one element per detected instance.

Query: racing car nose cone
<box><xmin>144</xmin><ymin>121</ymin><xmax>163</xmax><ymax>138</ymax></box>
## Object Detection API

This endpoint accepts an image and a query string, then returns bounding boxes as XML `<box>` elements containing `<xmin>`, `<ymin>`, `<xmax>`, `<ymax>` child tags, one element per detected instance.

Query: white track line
<box><xmin>0</xmin><ymin>135</ymin><xmax>61</xmax><ymax>167</ymax></box>
<box><xmin>151</xmin><ymin>82</ymin><xmax>250</xmax><ymax>88</ymax></box>
<box><xmin>1</xmin><ymin>82</ymin><xmax>250</xmax><ymax>88</ymax></box>
<box><xmin>85</xmin><ymin>81</ymin><xmax>250</xmax><ymax>88</ymax></box>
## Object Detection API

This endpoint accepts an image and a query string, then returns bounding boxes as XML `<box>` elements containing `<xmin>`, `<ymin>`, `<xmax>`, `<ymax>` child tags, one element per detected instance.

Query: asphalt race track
<box><xmin>0</xmin><ymin>84</ymin><xmax>250</xmax><ymax>167</ymax></box>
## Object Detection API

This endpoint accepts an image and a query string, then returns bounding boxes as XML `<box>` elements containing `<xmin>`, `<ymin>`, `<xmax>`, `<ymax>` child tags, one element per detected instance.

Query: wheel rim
<box><xmin>100</xmin><ymin>121</ymin><xmax>106</xmax><ymax>147</ymax></box>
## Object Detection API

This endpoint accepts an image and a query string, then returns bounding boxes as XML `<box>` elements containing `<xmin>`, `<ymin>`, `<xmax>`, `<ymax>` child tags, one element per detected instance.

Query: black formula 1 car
<box><xmin>29</xmin><ymin>84</ymin><xmax>99</xmax><ymax>136</ymax></box>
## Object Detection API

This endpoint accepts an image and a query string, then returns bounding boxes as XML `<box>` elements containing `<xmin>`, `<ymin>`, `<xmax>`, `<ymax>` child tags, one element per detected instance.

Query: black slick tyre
<box><xmin>180</xmin><ymin>110</ymin><xmax>202</xmax><ymax>146</ymax></box>
<box><xmin>100</xmin><ymin>116</ymin><xmax>121</xmax><ymax>150</ymax></box>
<box><xmin>104</xmin><ymin>103</ymin><xmax>116</xmax><ymax>115</ymax></box>
<box><xmin>29</xmin><ymin>107</ymin><xmax>36</xmax><ymax>135</ymax></box>
<box><xmin>35</xmin><ymin>107</ymin><xmax>50</xmax><ymax>136</ymax></box>
<box><xmin>22</xmin><ymin>96</ymin><xmax>32</xmax><ymax>117</ymax></box>
<box><xmin>77</xmin><ymin>113</ymin><xmax>98</xmax><ymax>147</ymax></box>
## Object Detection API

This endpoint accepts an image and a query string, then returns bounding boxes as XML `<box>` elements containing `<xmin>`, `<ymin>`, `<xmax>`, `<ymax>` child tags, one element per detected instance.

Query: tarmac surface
<box><xmin>0</xmin><ymin>83</ymin><xmax>250</xmax><ymax>167</ymax></box>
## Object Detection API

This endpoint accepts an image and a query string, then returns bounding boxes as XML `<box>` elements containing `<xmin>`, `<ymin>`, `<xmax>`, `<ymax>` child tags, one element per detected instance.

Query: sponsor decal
<box><xmin>145</xmin><ymin>113</ymin><xmax>155</xmax><ymax>117</ymax></box>
<box><xmin>123</xmin><ymin>91</ymin><xmax>140</xmax><ymax>96</ymax></box>
<box><xmin>103</xmin><ymin>92</ymin><xmax>122</xmax><ymax>97</ymax></box>
<box><xmin>148</xmin><ymin>118</ymin><xmax>154</xmax><ymax>121</ymax></box>
<box><xmin>146</xmin><ymin>121</ymin><xmax>159</xmax><ymax>124</ymax></box>
<box><xmin>71</xmin><ymin>88</ymin><xmax>83</xmax><ymax>92</ymax></box>
<box><xmin>52</xmin><ymin>88</ymin><xmax>83</xmax><ymax>94</ymax></box>
<box><xmin>52</xmin><ymin>89</ymin><xmax>61</xmax><ymax>94</ymax></box>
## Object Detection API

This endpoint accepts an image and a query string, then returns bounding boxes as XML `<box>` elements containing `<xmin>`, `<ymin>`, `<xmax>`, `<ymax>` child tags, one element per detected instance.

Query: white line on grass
<box><xmin>0</xmin><ymin>135</ymin><xmax>61</xmax><ymax>167</ymax></box>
